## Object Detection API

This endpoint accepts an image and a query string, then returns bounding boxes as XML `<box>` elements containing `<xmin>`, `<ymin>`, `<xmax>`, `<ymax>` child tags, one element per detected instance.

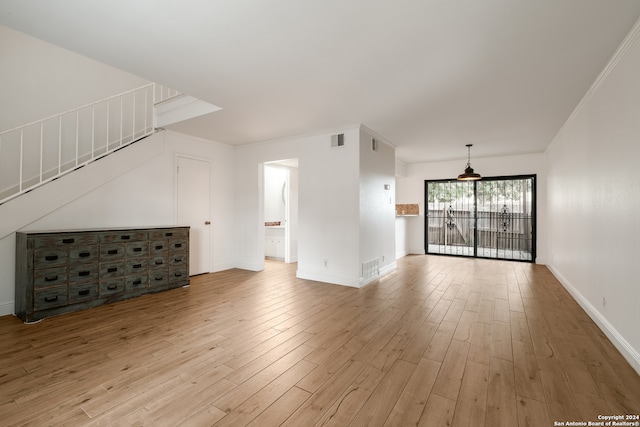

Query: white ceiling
<box><xmin>1</xmin><ymin>0</ymin><xmax>639</xmax><ymax>164</ymax></box>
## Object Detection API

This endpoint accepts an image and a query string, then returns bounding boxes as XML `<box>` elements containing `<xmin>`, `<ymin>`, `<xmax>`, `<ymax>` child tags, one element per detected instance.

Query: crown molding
<box><xmin>550</xmin><ymin>17</ymin><xmax>640</xmax><ymax>146</ymax></box>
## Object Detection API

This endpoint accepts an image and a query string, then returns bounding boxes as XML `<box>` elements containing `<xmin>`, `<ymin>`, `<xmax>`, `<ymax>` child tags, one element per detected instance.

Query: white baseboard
<box><xmin>396</xmin><ymin>250</ymin><xmax>409</xmax><ymax>259</ymax></box>
<box><xmin>0</xmin><ymin>300</ymin><xmax>14</xmax><ymax>318</ymax></box>
<box><xmin>296</xmin><ymin>269</ymin><xmax>360</xmax><ymax>288</ymax></box>
<box><xmin>547</xmin><ymin>264</ymin><xmax>640</xmax><ymax>375</ymax></box>
<box><xmin>210</xmin><ymin>262</ymin><xmax>236</xmax><ymax>273</ymax></box>
<box><xmin>380</xmin><ymin>262</ymin><xmax>397</xmax><ymax>277</ymax></box>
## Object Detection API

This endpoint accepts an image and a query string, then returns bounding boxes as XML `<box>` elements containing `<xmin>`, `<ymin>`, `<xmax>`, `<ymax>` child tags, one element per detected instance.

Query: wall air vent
<box><xmin>331</xmin><ymin>133</ymin><xmax>345</xmax><ymax>147</ymax></box>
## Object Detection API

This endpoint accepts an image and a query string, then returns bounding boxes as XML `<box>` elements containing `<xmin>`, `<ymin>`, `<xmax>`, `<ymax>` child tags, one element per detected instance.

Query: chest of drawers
<box><xmin>15</xmin><ymin>226</ymin><xmax>189</xmax><ymax>323</ymax></box>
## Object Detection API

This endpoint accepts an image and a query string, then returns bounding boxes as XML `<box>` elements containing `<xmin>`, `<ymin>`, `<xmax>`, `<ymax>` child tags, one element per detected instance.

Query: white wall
<box><xmin>395</xmin><ymin>153</ymin><xmax>548</xmax><ymax>263</ymax></box>
<box><xmin>359</xmin><ymin>128</ymin><xmax>396</xmax><ymax>283</ymax></box>
<box><xmin>287</xmin><ymin>167</ymin><xmax>299</xmax><ymax>263</ymax></box>
<box><xmin>233</xmin><ymin>127</ymin><xmax>362</xmax><ymax>286</ymax></box>
<box><xmin>546</xmin><ymin>22</ymin><xmax>640</xmax><ymax>373</ymax></box>
<box><xmin>233</xmin><ymin>126</ymin><xmax>395</xmax><ymax>287</ymax></box>
<box><xmin>0</xmin><ymin>24</ymin><xmax>148</xmax><ymax>131</ymax></box>
<box><xmin>0</xmin><ymin>131</ymin><xmax>235</xmax><ymax>316</ymax></box>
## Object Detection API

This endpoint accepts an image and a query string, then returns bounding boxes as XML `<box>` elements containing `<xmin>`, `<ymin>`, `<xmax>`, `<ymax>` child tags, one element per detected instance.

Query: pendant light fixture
<box><xmin>457</xmin><ymin>144</ymin><xmax>481</xmax><ymax>181</ymax></box>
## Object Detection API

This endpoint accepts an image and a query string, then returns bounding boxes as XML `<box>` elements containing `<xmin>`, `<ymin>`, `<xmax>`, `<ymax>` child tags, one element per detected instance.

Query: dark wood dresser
<box><xmin>15</xmin><ymin>226</ymin><xmax>189</xmax><ymax>323</ymax></box>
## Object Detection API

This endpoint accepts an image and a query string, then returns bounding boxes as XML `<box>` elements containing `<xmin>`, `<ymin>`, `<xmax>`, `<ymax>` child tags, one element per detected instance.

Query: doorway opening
<box><xmin>425</xmin><ymin>175</ymin><xmax>536</xmax><ymax>262</ymax></box>
<box><xmin>263</xmin><ymin>159</ymin><xmax>298</xmax><ymax>264</ymax></box>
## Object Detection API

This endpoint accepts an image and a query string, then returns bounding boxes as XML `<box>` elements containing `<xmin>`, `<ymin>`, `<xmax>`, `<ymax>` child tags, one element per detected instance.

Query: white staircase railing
<box><xmin>0</xmin><ymin>83</ymin><xmax>182</xmax><ymax>205</ymax></box>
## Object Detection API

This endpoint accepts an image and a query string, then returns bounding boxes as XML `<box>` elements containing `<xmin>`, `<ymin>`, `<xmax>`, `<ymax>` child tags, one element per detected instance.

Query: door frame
<box><xmin>424</xmin><ymin>174</ymin><xmax>536</xmax><ymax>262</ymax></box>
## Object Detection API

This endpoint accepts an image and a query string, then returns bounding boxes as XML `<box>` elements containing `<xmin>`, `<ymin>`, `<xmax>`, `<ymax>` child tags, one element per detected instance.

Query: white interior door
<box><xmin>177</xmin><ymin>156</ymin><xmax>211</xmax><ymax>275</ymax></box>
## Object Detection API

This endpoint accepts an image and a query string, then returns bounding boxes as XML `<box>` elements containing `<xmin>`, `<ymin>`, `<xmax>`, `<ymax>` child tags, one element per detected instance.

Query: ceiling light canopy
<box><xmin>457</xmin><ymin>144</ymin><xmax>481</xmax><ymax>181</ymax></box>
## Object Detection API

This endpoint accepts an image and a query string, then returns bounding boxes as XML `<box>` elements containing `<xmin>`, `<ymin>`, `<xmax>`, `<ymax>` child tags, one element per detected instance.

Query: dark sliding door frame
<box><xmin>424</xmin><ymin>174</ymin><xmax>537</xmax><ymax>263</ymax></box>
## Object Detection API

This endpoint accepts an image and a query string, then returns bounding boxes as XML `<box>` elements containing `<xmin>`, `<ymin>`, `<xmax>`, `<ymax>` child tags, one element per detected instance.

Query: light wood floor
<box><xmin>1</xmin><ymin>256</ymin><xmax>639</xmax><ymax>426</ymax></box>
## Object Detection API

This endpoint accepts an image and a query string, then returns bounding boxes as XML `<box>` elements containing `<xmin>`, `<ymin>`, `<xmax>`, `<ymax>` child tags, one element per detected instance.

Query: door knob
<box><xmin>205</xmin><ymin>221</ymin><xmax>211</xmax><ymax>225</ymax></box>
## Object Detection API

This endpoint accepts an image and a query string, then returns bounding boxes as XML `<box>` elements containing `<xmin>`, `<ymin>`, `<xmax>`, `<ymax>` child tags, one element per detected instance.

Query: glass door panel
<box><xmin>426</xmin><ymin>175</ymin><xmax>535</xmax><ymax>262</ymax></box>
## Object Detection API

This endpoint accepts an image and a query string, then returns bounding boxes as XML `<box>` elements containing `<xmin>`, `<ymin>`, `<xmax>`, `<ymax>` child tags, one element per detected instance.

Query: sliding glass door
<box><xmin>425</xmin><ymin>175</ymin><xmax>536</xmax><ymax>262</ymax></box>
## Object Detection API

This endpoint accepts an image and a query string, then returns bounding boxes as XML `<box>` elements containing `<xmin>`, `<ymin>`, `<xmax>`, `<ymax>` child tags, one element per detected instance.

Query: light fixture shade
<box><xmin>457</xmin><ymin>166</ymin><xmax>481</xmax><ymax>180</ymax></box>
<box><xmin>457</xmin><ymin>144</ymin><xmax>481</xmax><ymax>181</ymax></box>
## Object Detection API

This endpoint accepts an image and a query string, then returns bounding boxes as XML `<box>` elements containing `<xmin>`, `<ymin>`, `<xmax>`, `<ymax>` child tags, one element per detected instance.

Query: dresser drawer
<box><xmin>33</xmin><ymin>248</ymin><xmax>68</xmax><ymax>269</ymax></box>
<box><xmin>125</xmin><ymin>275</ymin><xmax>148</xmax><ymax>292</ymax></box>
<box><xmin>126</xmin><ymin>258</ymin><xmax>149</xmax><ymax>275</ymax></box>
<box><xmin>34</xmin><ymin>267</ymin><xmax>68</xmax><ymax>289</ymax></box>
<box><xmin>149</xmin><ymin>240</ymin><xmax>169</xmax><ymax>255</ymax></box>
<box><xmin>169</xmin><ymin>238</ymin><xmax>188</xmax><ymax>252</ymax></box>
<box><xmin>100</xmin><ymin>231</ymin><xmax>148</xmax><ymax>244</ymax></box>
<box><xmin>69</xmin><ymin>245</ymin><xmax>98</xmax><ymax>264</ymax></box>
<box><xmin>150</xmin><ymin>257</ymin><xmax>167</xmax><ymax>269</ymax></box>
<box><xmin>170</xmin><ymin>254</ymin><xmax>188</xmax><ymax>266</ymax></box>
<box><xmin>149</xmin><ymin>228</ymin><xmax>188</xmax><ymax>240</ymax></box>
<box><xmin>33</xmin><ymin>233</ymin><xmax>99</xmax><ymax>248</ymax></box>
<box><xmin>149</xmin><ymin>269</ymin><xmax>169</xmax><ymax>288</ymax></box>
<box><xmin>34</xmin><ymin>286</ymin><xmax>68</xmax><ymax>311</ymax></box>
<box><xmin>169</xmin><ymin>266</ymin><xmax>188</xmax><ymax>285</ymax></box>
<box><xmin>100</xmin><ymin>243</ymin><xmax>125</xmax><ymax>260</ymax></box>
<box><xmin>126</xmin><ymin>241</ymin><xmax>149</xmax><ymax>258</ymax></box>
<box><xmin>100</xmin><ymin>279</ymin><xmax>125</xmax><ymax>297</ymax></box>
<box><xmin>69</xmin><ymin>264</ymin><xmax>99</xmax><ymax>284</ymax></box>
<box><xmin>100</xmin><ymin>261</ymin><xmax>125</xmax><ymax>279</ymax></box>
<box><xmin>69</xmin><ymin>283</ymin><xmax>98</xmax><ymax>303</ymax></box>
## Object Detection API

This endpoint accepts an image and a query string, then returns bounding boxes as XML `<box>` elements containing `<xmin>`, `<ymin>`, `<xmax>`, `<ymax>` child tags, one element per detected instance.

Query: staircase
<box><xmin>0</xmin><ymin>83</ymin><xmax>186</xmax><ymax>205</ymax></box>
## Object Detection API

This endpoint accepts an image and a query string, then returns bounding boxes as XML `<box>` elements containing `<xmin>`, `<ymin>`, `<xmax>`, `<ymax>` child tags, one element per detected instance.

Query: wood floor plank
<box><xmin>516</xmin><ymin>395</ymin><xmax>551</xmax><ymax>427</ymax></box>
<box><xmin>246</xmin><ymin>386</ymin><xmax>311</xmax><ymax>427</ymax></box>
<box><xmin>281</xmin><ymin>359</ymin><xmax>366</xmax><ymax>426</ymax></box>
<box><xmin>451</xmin><ymin>360</ymin><xmax>489</xmax><ymax>427</ymax></box>
<box><xmin>384</xmin><ymin>358</ymin><xmax>441</xmax><ymax>427</ymax></box>
<box><xmin>485</xmin><ymin>357</ymin><xmax>518</xmax><ymax>427</ymax></box>
<box><xmin>423</xmin><ymin>320</ymin><xmax>457</xmax><ymax>362</ymax></box>
<box><xmin>313</xmin><ymin>364</ymin><xmax>386</xmax><ymax>426</ymax></box>
<box><xmin>400</xmin><ymin>320</ymin><xmax>439</xmax><ymax>364</ymax></box>
<box><xmin>431</xmin><ymin>339</ymin><xmax>471</xmax><ymax>401</ymax></box>
<box><xmin>213</xmin><ymin>359</ymin><xmax>316</xmax><ymax>427</ymax></box>
<box><xmin>418</xmin><ymin>393</ymin><xmax>456</xmax><ymax>427</ymax></box>
<box><xmin>0</xmin><ymin>257</ymin><xmax>638</xmax><ymax>427</ymax></box>
<box><xmin>512</xmin><ymin>339</ymin><xmax>545</xmax><ymax>401</ymax></box>
<box><xmin>214</xmin><ymin>343</ymin><xmax>315</xmax><ymax>413</ymax></box>
<box><xmin>347</xmin><ymin>360</ymin><xmax>418</xmax><ymax>427</ymax></box>
<box><xmin>539</xmin><ymin>369</ymin><xmax>583</xmax><ymax>422</ymax></box>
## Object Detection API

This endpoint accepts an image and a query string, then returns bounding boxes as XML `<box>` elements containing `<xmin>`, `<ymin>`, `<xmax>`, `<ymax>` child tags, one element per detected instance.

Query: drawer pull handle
<box><xmin>132</xmin><ymin>279</ymin><xmax>142</xmax><ymax>286</ymax></box>
<box><xmin>174</xmin><ymin>243</ymin><xmax>183</xmax><ymax>248</ymax></box>
<box><xmin>79</xmin><ymin>252</ymin><xmax>91</xmax><ymax>258</ymax></box>
<box><xmin>155</xmin><ymin>260</ymin><xmax>164</xmax><ymax>265</ymax></box>
<box><xmin>174</xmin><ymin>272</ymin><xmax>182</xmax><ymax>277</ymax></box>
<box><xmin>108</xmin><ymin>249</ymin><xmax>119</xmax><ymax>255</ymax></box>
<box><xmin>121</xmin><ymin>235</ymin><xmax>131</xmax><ymax>240</ymax></box>
<box><xmin>107</xmin><ymin>284</ymin><xmax>118</xmax><ymax>290</ymax></box>
<box><xmin>166</xmin><ymin>232</ymin><xmax>173</xmax><ymax>237</ymax></box>
<box><xmin>133</xmin><ymin>264</ymin><xmax>142</xmax><ymax>269</ymax></box>
<box><xmin>155</xmin><ymin>245</ymin><xmax>163</xmax><ymax>250</ymax></box>
<box><xmin>155</xmin><ymin>276</ymin><xmax>164</xmax><ymax>281</ymax></box>
<box><xmin>133</xmin><ymin>247</ymin><xmax>142</xmax><ymax>252</ymax></box>
<box><xmin>45</xmin><ymin>275</ymin><xmax>58</xmax><ymax>282</ymax></box>
<box><xmin>78</xmin><ymin>289</ymin><xmax>90</xmax><ymax>296</ymax></box>
<box><xmin>44</xmin><ymin>296</ymin><xmax>58</xmax><ymax>303</ymax></box>
<box><xmin>62</xmin><ymin>238</ymin><xmax>75</xmax><ymax>244</ymax></box>
<box><xmin>174</xmin><ymin>258</ymin><xmax>183</xmax><ymax>263</ymax></box>
<box><xmin>45</xmin><ymin>255</ymin><xmax>59</xmax><ymax>261</ymax></box>
<box><xmin>78</xmin><ymin>271</ymin><xmax>90</xmax><ymax>277</ymax></box>
<box><xmin>107</xmin><ymin>267</ymin><xmax>118</xmax><ymax>273</ymax></box>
